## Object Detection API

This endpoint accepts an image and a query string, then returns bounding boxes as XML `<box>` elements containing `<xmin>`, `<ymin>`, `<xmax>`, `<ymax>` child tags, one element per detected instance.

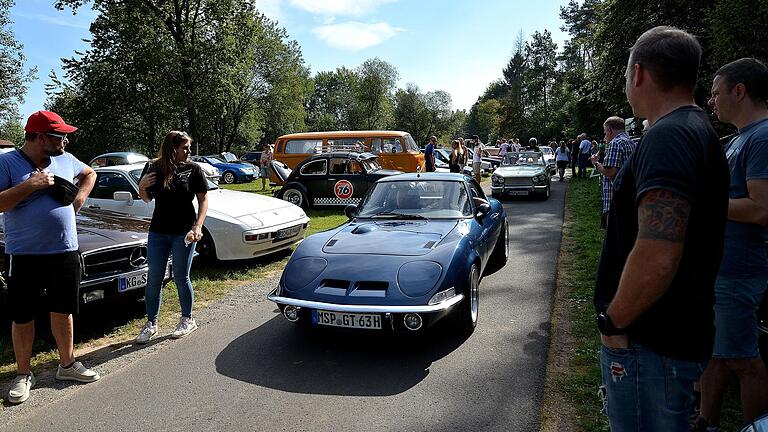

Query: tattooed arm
<box><xmin>606</xmin><ymin>188</ymin><xmax>691</xmax><ymax>329</ymax></box>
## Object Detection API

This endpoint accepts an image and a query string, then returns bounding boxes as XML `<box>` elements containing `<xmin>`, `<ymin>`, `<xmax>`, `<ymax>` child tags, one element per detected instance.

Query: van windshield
<box><xmin>403</xmin><ymin>134</ymin><xmax>419</xmax><ymax>152</ymax></box>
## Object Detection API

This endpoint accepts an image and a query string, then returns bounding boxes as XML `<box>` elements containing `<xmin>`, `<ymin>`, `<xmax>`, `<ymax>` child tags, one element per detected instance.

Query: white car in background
<box><xmin>84</xmin><ymin>164</ymin><xmax>310</xmax><ymax>261</ymax></box>
<box><xmin>89</xmin><ymin>152</ymin><xmax>220</xmax><ymax>182</ymax></box>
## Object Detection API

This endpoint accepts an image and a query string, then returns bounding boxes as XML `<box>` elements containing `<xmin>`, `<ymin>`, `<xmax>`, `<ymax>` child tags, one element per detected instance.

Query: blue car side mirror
<box><xmin>476</xmin><ymin>203</ymin><xmax>491</xmax><ymax>219</ymax></box>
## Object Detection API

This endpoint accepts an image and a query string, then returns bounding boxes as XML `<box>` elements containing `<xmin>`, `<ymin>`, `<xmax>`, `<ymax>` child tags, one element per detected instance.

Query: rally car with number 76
<box><xmin>275</xmin><ymin>152</ymin><xmax>401</xmax><ymax>208</ymax></box>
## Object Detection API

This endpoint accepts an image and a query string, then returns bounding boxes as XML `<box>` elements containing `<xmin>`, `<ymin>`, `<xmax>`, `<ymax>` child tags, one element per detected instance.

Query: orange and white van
<box><xmin>273</xmin><ymin>131</ymin><xmax>424</xmax><ymax>173</ymax></box>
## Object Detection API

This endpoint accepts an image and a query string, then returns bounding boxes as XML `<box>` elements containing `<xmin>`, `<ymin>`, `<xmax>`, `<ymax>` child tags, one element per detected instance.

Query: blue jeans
<box><xmin>713</xmin><ymin>275</ymin><xmax>768</xmax><ymax>358</ymax></box>
<box><xmin>578</xmin><ymin>153</ymin><xmax>590</xmax><ymax>177</ymax></box>
<box><xmin>145</xmin><ymin>232</ymin><xmax>196</xmax><ymax>323</ymax></box>
<box><xmin>600</xmin><ymin>340</ymin><xmax>707</xmax><ymax>432</ymax></box>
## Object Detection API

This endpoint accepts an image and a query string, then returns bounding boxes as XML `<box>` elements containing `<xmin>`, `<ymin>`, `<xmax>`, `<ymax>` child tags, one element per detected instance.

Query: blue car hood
<box><xmin>323</xmin><ymin>220</ymin><xmax>459</xmax><ymax>256</ymax></box>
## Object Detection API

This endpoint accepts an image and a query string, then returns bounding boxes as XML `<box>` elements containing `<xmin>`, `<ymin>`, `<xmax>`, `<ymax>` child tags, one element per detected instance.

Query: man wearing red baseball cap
<box><xmin>0</xmin><ymin>110</ymin><xmax>98</xmax><ymax>404</ymax></box>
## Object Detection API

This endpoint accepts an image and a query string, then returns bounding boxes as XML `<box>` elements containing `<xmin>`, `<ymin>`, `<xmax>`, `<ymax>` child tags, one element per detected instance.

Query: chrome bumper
<box><xmin>267</xmin><ymin>288</ymin><xmax>464</xmax><ymax>313</ymax></box>
<box><xmin>491</xmin><ymin>184</ymin><xmax>548</xmax><ymax>192</ymax></box>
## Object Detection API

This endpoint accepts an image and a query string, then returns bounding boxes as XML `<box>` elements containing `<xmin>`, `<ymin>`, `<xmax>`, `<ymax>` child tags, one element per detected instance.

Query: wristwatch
<box><xmin>596</xmin><ymin>312</ymin><xmax>626</xmax><ymax>336</ymax></box>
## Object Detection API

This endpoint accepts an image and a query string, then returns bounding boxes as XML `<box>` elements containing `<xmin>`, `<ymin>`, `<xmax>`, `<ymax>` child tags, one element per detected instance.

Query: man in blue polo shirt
<box><xmin>697</xmin><ymin>58</ymin><xmax>768</xmax><ymax>431</ymax></box>
<box><xmin>1</xmin><ymin>111</ymin><xmax>98</xmax><ymax>404</ymax></box>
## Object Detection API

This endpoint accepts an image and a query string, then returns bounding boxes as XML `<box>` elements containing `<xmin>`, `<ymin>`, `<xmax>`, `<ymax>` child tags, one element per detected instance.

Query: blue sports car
<box><xmin>268</xmin><ymin>172</ymin><xmax>508</xmax><ymax>334</ymax></box>
<box><xmin>192</xmin><ymin>154</ymin><xmax>257</xmax><ymax>184</ymax></box>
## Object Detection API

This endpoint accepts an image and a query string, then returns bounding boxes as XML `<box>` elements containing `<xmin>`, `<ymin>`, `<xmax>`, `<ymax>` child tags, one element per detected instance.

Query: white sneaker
<box><xmin>172</xmin><ymin>317</ymin><xmax>197</xmax><ymax>339</ymax></box>
<box><xmin>55</xmin><ymin>361</ymin><xmax>100</xmax><ymax>383</ymax></box>
<box><xmin>8</xmin><ymin>372</ymin><xmax>35</xmax><ymax>404</ymax></box>
<box><xmin>135</xmin><ymin>321</ymin><xmax>158</xmax><ymax>344</ymax></box>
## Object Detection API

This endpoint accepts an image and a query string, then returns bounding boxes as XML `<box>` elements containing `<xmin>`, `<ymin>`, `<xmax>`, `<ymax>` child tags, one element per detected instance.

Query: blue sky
<box><xmin>10</xmin><ymin>0</ymin><xmax>569</xmax><ymax>121</ymax></box>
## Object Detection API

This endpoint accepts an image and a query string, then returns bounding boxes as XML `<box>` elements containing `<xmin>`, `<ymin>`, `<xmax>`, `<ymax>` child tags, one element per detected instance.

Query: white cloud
<box><xmin>254</xmin><ymin>0</ymin><xmax>284</xmax><ymax>23</ymax></box>
<box><xmin>13</xmin><ymin>12</ymin><xmax>91</xmax><ymax>30</ymax></box>
<box><xmin>288</xmin><ymin>0</ymin><xmax>398</xmax><ymax>17</ymax></box>
<box><xmin>313</xmin><ymin>21</ymin><xmax>403</xmax><ymax>51</ymax></box>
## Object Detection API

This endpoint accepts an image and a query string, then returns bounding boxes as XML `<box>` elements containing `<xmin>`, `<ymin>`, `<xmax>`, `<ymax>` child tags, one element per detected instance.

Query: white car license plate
<box><xmin>118</xmin><ymin>270</ymin><xmax>148</xmax><ymax>293</ymax></box>
<box><xmin>508</xmin><ymin>190</ymin><xmax>529</xmax><ymax>196</ymax></box>
<box><xmin>276</xmin><ymin>225</ymin><xmax>301</xmax><ymax>240</ymax></box>
<box><xmin>313</xmin><ymin>310</ymin><xmax>382</xmax><ymax>329</ymax></box>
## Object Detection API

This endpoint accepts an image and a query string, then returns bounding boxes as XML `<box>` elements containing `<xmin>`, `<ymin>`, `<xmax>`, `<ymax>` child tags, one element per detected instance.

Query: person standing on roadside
<box><xmin>2</xmin><ymin>111</ymin><xmax>99</xmax><ymax>404</ymax></box>
<box><xmin>570</xmin><ymin>138</ymin><xmax>580</xmax><ymax>177</ymax></box>
<box><xmin>449</xmin><ymin>139</ymin><xmax>464</xmax><ymax>173</ymax></box>
<box><xmin>555</xmin><ymin>141</ymin><xmax>570</xmax><ymax>182</ymax></box>
<box><xmin>511</xmin><ymin>138</ymin><xmax>521</xmax><ymax>152</ymax></box>
<box><xmin>135</xmin><ymin>131</ymin><xmax>209</xmax><ymax>344</ymax></box>
<box><xmin>471</xmin><ymin>135</ymin><xmax>484</xmax><ymax>183</ymax></box>
<box><xmin>577</xmin><ymin>133</ymin><xmax>591</xmax><ymax>178</ymax></box>
<box><xmin>593</xmin><ymin>26</ymin><xmax>729</xmax><ymax>431</ymax></box>
<box><xmin>259</xmin><ymin>144</ymin><xmax>274</xmax><ymax>191</ymax></box>
<box><xmin>592</xmin><ymin>116</ymin><xmax>637</xmax><ymax>230</ymax></box>
<box><xmin>424</xmin><ymin>136</ymin><xmax>437</xmax><ymax>172</ymax></box>
<box><xmin>696</xmin><ymin>58</ymin><xmax>768</xmax><ymax>431</ymax></box>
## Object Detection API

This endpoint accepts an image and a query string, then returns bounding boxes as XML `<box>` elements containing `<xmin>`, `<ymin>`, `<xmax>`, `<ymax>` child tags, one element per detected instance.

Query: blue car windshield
<box><xmin>357</xmin><ymin>180</ymin><xmax>472</xmax><ymax>219</ymax></box>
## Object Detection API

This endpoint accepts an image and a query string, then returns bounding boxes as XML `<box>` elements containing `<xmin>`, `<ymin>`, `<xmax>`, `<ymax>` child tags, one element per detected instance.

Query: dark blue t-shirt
<box><xmin>424</xmin><ymin>143</ymin><xmax>435</xmax><ymax>171</ymax></box>
<box><xmin>719</xmin><ymin>118</ymin><xmax>768</xmax><ymax>278</ymax></box>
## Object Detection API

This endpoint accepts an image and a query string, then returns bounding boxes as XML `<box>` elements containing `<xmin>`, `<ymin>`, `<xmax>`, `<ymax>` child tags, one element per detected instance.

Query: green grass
<box><xmin>548</xmin><ymin>174</ymin><xmax>743</xmax><ymax>432</ymax></box>
<box><xmin>0</xmin><ymin>206</ymin><xmax>348</xmax><ymax>381</ymax></box>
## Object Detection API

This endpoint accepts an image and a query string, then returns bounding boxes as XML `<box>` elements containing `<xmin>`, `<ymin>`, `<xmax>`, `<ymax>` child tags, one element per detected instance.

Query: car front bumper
<box><xmin>491</xmin><ymin>184</ymin><xmax>548</xmax><ymax>195</ymax></box>
<box><xmin>215</xmin><ymin>218</ymin><xmax>310</xmax><ymax>260</ymax></box>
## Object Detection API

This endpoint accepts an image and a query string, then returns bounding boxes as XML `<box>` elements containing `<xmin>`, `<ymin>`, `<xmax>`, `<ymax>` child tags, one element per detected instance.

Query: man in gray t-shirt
<box><xmin>1</xmin><ymin>111</ymin><xmax>99</xmax><ymax>405</ymax></box>
<box><xmin>698</xmin><ymin>58</ymin><xmax>768</xmax><ymax>430</ymax></box>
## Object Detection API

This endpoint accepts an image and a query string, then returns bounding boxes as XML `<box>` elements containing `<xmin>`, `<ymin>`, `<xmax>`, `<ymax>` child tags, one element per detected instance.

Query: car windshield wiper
<box><xmin>370</xmin><ymin>212</ymin><xmax>427</xmax><ymax>220</ymax></box>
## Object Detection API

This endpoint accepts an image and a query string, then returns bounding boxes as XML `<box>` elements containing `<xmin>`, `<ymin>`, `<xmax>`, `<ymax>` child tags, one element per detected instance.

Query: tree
<box><xmin>0</xmin><ymin>112</ymin><xmax>23</xmax><ymax>145</ymax></box>
<box><xmin>351</xmin><ymin>58</ymin><xmax>398</xmax><ymax>130</ymax></box>
<box><xmin>393</xmin><ymin>84</ymin><xmax>453</xmax><ymax>146</ymax></box>
<box><xmin>523</xmin><ymin>30</ymin><xmax>559</xmax><ymax>139</ymax></box>
<box><xmin>500</xmin><ymin>32</ymin><xmax>527</xmax><ymax>138</ymax></box>
<box><xmin>307</xmin><ymin>67</ymin><xmax>359</xmax><ymax>131</ymax></box>
<box><xmin>0</xmin><ymin>0</ymin><xmax>36</xmax><ymax>123</ymax></box>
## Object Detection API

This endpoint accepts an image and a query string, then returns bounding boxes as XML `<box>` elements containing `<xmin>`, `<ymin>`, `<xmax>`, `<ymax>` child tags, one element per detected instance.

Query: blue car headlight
<box><xmin>283</xmin><ymin>257</ymin><xmax>327</xmax><ymax>291</ymax></box>
<box><xmin>397</xmin><ymin>261</ymin><xmax>443</xmax><ymax>297</ymax></box>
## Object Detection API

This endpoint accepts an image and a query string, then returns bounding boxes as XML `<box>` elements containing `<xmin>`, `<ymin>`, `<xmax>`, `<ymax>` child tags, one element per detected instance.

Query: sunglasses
<box><xmin>45</xmin><ymin>132</ymin><xmax>68</xmax><ymax>141</ymax></box>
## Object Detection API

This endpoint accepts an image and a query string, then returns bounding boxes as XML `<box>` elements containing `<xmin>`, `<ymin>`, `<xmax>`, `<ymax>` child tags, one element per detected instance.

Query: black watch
<box><xmin>596</xmin><ymin>312</ymin><xmax>626</xmax><ymax>336</ymax></box>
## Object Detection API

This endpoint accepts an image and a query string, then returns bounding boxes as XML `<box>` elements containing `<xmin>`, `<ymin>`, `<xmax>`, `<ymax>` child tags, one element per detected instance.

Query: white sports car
<box><xmin>84</xmin><ymin>164</ymin><xmax>310</xmax><ymax>261</ymax></box>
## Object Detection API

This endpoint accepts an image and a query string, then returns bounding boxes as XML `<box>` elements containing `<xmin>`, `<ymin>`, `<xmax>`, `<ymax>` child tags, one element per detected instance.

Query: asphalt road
<box><xmin>1</xmin><ymin>178</ymin><xmax>567</xmax><ymax>432</ymax></box>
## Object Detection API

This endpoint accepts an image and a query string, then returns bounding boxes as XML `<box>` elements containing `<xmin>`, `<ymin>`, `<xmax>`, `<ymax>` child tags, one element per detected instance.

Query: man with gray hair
<box><xmin>593</xmin><ymin>26</ymin><xmax>729</xmax><ymax>430</ymax></box>
<box><xmin>592</xmin><ymin>116</ymin><xmax>637</xmax><ymax>229</ymax></box>
<box><xmin>696</xmin><ymin>57</ymin><xmax>768</xmax><ymax>431</ymax></box>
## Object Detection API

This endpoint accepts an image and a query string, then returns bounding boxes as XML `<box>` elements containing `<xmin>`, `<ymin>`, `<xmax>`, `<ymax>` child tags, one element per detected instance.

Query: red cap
<box><xmin>24</xmin><ymin>110</ymin><xmax>78</xmax><ymax>134</ymax></box>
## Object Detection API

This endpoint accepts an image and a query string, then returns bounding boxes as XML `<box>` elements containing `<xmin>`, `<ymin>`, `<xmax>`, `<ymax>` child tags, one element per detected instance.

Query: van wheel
<box><xmin>221</xmin><ymin>171</ymin><xmax>236</xmax><ymax>184</ymax></box>
<box><xmin>282</xmin><ymin>188</ymin><xmax>306</xmax><ymax>208</ymax></box>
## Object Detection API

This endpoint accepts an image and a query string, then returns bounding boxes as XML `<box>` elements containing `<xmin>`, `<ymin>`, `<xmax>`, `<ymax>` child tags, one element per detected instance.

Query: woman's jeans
<box><xmin>145</xmin><ymin>232</ymin><xmax>196</xmax><ymax>323</ymax></box>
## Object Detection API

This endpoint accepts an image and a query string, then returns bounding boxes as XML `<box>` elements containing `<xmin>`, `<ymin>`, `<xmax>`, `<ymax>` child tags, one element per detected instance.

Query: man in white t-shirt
<box><xmin>471</xmin><ymin>135</ymin><xmax>484</xmax><ymax>183</ymax></box>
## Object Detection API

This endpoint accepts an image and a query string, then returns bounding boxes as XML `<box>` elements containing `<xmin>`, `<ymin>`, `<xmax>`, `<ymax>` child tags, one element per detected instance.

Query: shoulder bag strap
<box><xmin>16</xmin><ymin>149</ymin><xmax>42</xmax><ymax>172</ymax></box>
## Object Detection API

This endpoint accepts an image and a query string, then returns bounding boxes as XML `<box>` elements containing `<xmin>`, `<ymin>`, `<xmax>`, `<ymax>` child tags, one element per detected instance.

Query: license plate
<box><xmin>276</xmin><ymin>225</ymin><xmax>301</xmax><ymax>240</ymax></box>
<box><xmin>118</xmin><ymin>270</ymin><xmax>148</xmax><ymax>293</ymax></box>
<box><xmin>312</xmin><ymin>310</ymin><xmax>382</xmax><ymax>329</ymax></box>
<box><xmin>508</xmin><ymin>190</ymin><xmax>529</xmax><ymax>196</ymax></box>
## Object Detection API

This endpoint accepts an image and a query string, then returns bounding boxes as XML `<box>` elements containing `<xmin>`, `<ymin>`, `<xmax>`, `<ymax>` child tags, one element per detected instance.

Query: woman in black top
<box><xmin>135</xmin><ymin>131</ymin><xmax>209</xmax><ymax>343</ymax></box>
<box><xmin>449</xmin><ymin>140</ymin><xmax>464</xmax><ymax>173</ymax></box>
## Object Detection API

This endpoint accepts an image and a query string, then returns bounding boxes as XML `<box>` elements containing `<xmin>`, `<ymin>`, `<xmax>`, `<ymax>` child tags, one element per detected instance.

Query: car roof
<box><xmin>277</xmin><ymin>131</ymin><xmax>409</xmax><ymax>140</ymax></box>
<box><xmin>378</xmin><ymin>172</ymin><xmax>467</xmax><ymax>182</ymax></box>
<box><xmin>92</xmin><ymin>152</ymin><xmax>148</xmax><ymax>158</ymax></box>
<box><xmin>305</xmin><ymin>151</ymin><xmax>377</xmax><ymax>161</ymax></box>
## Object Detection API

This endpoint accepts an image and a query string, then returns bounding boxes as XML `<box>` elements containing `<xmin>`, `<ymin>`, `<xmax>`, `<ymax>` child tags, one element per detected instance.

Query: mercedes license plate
<box><xmin>508</xmin><ymin>190</ymin><xmax>529</xmax><ymax>196</ymax></box>
<box><xmin>312</xmin><ymin>310</ymin><xmax>382</xmax><ymax>330</ymax></box>
<box><xmin>118</xmin><ymin>270</ymin><xmax>148</xmax><ymax>293</ymax></box>
<box><xmin>276</xmin><ymin>225</ymin><xmax>301</xmax><ymax>240</ymax></box>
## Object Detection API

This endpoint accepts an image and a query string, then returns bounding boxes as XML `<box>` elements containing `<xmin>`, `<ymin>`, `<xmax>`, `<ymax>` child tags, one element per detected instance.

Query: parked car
<box><xmin>240</xmin><ymin>151</ymin><xmax>262</xmax><ymax>168</ymax></box>
<box><xmin>192</xmin><ymin>155</ymin><xmax>257</xmax><ymax>184</ymax></box>
<box><xmin>275</xmin><ymin>152</ymin><xmax>401</xmax><ymax>208</ymax></box>
<box><xmin>91</xmin><ymin>152</ymin><xmax>220</xmax><ymax>182</ymax></box>
<box><xmin>84</xmin><ymin>164</ymin><xmax>310</xmax><ymax>261</ymax></box>
<box><xmin>273</xmin><ymin>130</ymin><xmax>425</xmax><ymax>173</ymax></box>
<box><xmin>0</xmin><ymin>209</ymin><xmax>173</xmax><ymax>311</ymax></box>
<box><xmin>491</xmin><ymin>152</ymin><xmax>551</xmax><ymax>199</ymax></box>
<box><xmin>89</xmin><ymin>152</ymin><xmax>148</xmax><ymax>168</ymax></box>
<box><xmin>537</xmin><ymin>146</ymin><xmax>557</xmax><ymax>174</ymax></box>
<box><xmin>268</xmin><ymin>172</ymin><xmax>508</xmax><ymax>334</ymax></box>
